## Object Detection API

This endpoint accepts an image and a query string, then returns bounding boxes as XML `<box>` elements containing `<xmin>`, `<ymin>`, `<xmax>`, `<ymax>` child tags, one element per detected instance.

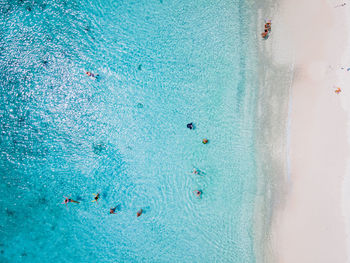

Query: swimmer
<box><xmin>187</xmin><ymin>122</ymin><xmax>194</xmax><ymax>130</ymax></box>
<box><xmin>110</xmin><ymin>206</ymin><xmax>118</xmax><ymax>214</ymax></box>
<box><xmin>335</xmin><ymin>87</ymin><xmax>341</xmax><ymax>94</ymax></box>
<box><xmin>136</xmin><ymin>209</ymin><xmax>143</xmax><ymax>217</ymax></box>
<box><xmin>192</xmin><ymin>168</ymin><xmax>199</xmax><ymax>175</ymax></box>
<box><xmin>92</xmin><ymin>193</ymin><xmax>100</xmax><ymax>203</ymax></box>
<box><xmin>202</xmin><ymin>138</ymin><xmax>208</xmax><ymax>144</ymax></box>
<box><xmin>62</xmin><ymin>196</ymin><xmax>80</xmax><ymax>206</ymax></box>
<box><xmin>193</xmin><ymin>190</ymin><xmax>202</xmax><ymax>198</ymax></box>
<box><xmin>85</xmin><ymin>71</ymin><xmax>99</xmax><ymax>79</ymax></box>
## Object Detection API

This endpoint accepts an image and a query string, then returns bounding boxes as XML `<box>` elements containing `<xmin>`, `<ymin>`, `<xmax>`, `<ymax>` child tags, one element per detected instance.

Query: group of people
<box><xmin>63</xmin><ymin>193</ymin><xmax>143</xmax><ymax>217</ymax></box>
<box><xmin>65</xmin><ymin>78</ymin><xmax>206</xmax><ymax>214</ymax></box>
<box><xmin>187</xmin><ymin>122</ymin><xmax>208</xmax><ymax>198</ymax></box>
<box><xmin>261</xmin><ymin>20</ymin><xmax>272</xmax><ymax>39</ymax></box>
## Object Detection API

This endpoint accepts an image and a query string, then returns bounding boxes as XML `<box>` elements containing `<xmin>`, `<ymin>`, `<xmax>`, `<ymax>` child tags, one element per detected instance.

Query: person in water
<box><xmin>86</xmin><ymin>71</ymin><xmax>99</xmax><ymax>79</ymax></box>
<box><xmin>110</xmin><ymin>206</ymin><xmax>118</xmax><ymax>214</ymax></box>
<box><xmin>202</xmin><ymin>138</ymin><xmax>208</xmax><ymax>144</ymax></box>
<box><xmin>192</xmin><ymin>168</ymin><xmax>199</xmax><ymax>175</ymax></box>
<box><xmin>92</xmin><ymin>193</ymin><xmax>100</xmax><ymax>203</ymax></box>
<box><xmin>136</xmin><ymin>209</ymin><xmax>143</xmax><ymax>217</ymax></box>
<box><xmin>193</xmin><ymin>190</ymin><xmax>202</xmax><ymax>198</ymax></box>
<box><xmin>335</xmin><ymin>87</ymin><xmax>341</xmax><ymax>94</ymax></box>
<box><xmin>187</xmin><ymin>122</ymin><xmax>194</xmax><ymax>130</ymax></box>
<box><xmin>62</xmin><ymin>196</ymin><xmax>80</xmax><ymax>205</ymax></box>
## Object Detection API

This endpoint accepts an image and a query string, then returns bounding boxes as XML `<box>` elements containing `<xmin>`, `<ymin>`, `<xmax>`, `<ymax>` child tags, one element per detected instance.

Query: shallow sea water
<box><xmin>0</xmin><ymin>0</ymin><xmax>259</xmax><ymax>262</ymax></box>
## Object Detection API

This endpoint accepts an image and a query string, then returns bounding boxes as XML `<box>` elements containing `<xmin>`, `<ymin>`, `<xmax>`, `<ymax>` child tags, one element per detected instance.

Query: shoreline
<box><xmin>254</xmin><ymin>0</ymin><xmax>294</xmax><ymax>261</ymax></box>
<box><xmin>265</xmin><ymin>0</ymin><xmax>350</xmax><ymax>262</ymax></box>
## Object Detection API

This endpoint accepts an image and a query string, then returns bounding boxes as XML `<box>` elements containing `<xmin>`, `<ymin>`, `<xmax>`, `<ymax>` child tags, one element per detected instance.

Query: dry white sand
<box><xmin>268</xmin><ymin>0</ymin><xmax>350</xmax><ymax>262</ymax></box>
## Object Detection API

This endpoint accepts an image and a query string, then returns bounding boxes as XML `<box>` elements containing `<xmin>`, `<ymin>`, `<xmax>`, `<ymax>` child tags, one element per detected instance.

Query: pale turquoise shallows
<box><xmin>0</xmin><ymin>0</ymin><xmax>259</xmax><ymax>262</ymax></box>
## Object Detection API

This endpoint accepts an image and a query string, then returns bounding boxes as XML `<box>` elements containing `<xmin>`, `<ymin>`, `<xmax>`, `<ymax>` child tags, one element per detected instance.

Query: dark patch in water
<box><xmin>26</xmin><ymin>6</ymin><xmax>32</xmax><ymax>11</ymax></box>
<box><xmin>136</xmin><ymin>103</ymin><xmax>143</xmax><ymax>108</ymax></box>
<box><xmin>5</xmin><ymin>209</ymin><xmax>15</xmax><ymax>216</ymax></box>
<box><xmin>84</xmin><ymin>26</ymin><xmax>90</xmax><ymax>32</ymax></box>
<box><xmin>41</xmin><ymin>60</ymin><xmax>48</xmax><ymax>66</ymax></box>
<box><xmin>21</xmin><ymin>251</ymin><xmax>27</xmax><ymax>257</ymax></box>
<box><xmin>93</xmin><ymin>143</ymin><xmax>106</xmax><ymax>155</ymax></box>
<box><xmin>18</xmin><ymin>116</ymin><xmax>25</xmax><ymax>123</ymax></box>
<box><xmin>38</xmin><ymin>197</ymin><xmax>47</xmax><ymax>204</ymax></box>
<box><xmin>1</xmin><ymin>5</ymin><xmax>11</xmax><ymax>14</ymax></box>
<box><xmin>138</xmin><ymin>64</ymin><xmax>142</xmax><ymax>70</ymax></box>
<box><xmin>102</xmin><ymin>192</ymin><xmax>107</xmax><ymax>198</ymax></box>
<box><xmin>0</xmin><ymin>250</ymin><xmax>3</xmax><ymax>254</ymax></box>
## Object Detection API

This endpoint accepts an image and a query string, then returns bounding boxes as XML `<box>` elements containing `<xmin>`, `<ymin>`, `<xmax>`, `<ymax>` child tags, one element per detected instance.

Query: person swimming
<box><xmin>192</xmin><ymin>168</ymin><xmax>199</xmax><ymax>175</ymax></box>
<box><xmin>136</xmin><ymin>209</ymin><xmax>143</xmax><ymax>217</ymax></box>
<box><xmin>193</xmin><ymin>190</ymin><xmax>202</xmax><ymax>197</ymax></box>
<box><xmin>62</xmin><ymin>196</ymin><xmax>80</xmax><ymax>205</ymax></box>
<box><xmin>86</xmin><ymin>71</ymin><xmax>99</xmax><ymax>79</ymax></box>
<box><xmin>110</xmin><ymin>206</ymin><xmax>118</xmax><ymax>214</ymax></box>
<box><xmin>187</xmin><ymin>122</ymin><xmax>194</xmax><ymax>130</ymax></box>
<box><xmin>92</xmin><ymin>193</ymin><xmax>100</xmax><ymax>203</ymax></box>
<box><xmin>202</xmin><ymin>138</ymin><xmax>208</xmax><ymax>144</ymax></box>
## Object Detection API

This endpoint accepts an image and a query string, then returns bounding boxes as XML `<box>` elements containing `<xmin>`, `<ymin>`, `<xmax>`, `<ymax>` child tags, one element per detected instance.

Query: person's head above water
<box><xmin>187</xmin><ymin>123</ymin><xmax>194</xmax><ymax>130</ymax></box>
<box><xmin>137</xmin><ymin>209</ymin><xmax>143</xmax><ymax>217</ymax></box>
<box><xmin>194</xmin><ymin>190</ymin><xmax>202</xmax><ymax>197</ymax></box>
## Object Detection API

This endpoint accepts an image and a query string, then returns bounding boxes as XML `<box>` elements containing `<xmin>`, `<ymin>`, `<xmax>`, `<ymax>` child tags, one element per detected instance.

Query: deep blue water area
<box><xmin>0</xmin><ymin>0</ymin><xmax>259</xmax><ymax>262</ymax></box>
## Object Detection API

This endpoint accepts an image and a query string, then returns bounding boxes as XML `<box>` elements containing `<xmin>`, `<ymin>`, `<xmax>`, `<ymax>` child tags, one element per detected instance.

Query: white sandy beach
<box><xmin>267</xmin><ymin>0</ymin><xmax>350</xmax><ymax>262</ymax></box>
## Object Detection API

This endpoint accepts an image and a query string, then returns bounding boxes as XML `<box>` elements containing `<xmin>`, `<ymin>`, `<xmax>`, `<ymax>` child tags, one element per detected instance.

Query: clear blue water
<box><xmin>0</xmin><ymin>0</ymin><xmax>258</xmax><ymax>262</ymax></box>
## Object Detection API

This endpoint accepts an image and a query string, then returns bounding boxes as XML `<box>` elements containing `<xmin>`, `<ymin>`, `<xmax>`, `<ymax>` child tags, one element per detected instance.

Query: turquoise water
<box><xmin>0</xmin><ymin>0</ymin><xmax>258</xmax><ymax>262</ymax></box>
